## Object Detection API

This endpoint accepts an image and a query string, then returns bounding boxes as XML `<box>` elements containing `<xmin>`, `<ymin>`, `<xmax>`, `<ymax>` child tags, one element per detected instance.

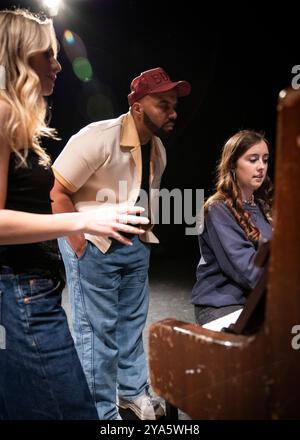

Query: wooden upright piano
<box><xmin>149</xmin><ymin>87</ymin><xmax>300</xmax><ymax>419</ymax></box>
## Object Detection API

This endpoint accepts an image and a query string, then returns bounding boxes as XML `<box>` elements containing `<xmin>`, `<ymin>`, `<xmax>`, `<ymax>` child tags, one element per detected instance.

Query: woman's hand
<box><xmin>81</xmin><ymin>205</ymin><xmax>149</xmax><ymax>246</ymax></box>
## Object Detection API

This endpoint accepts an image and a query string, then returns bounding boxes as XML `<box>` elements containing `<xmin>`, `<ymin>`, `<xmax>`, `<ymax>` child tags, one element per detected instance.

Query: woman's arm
<box><xmin>205</xmin><ymin>202</ymin><xmax>263</xmax><ymax>289</ymax></box>
<box><xmin>0</xmin><ymin>101</ymin><xmax>148</xmax><ymax>246</ymax></box>
<box><xmin>0</xmin><ymin>207</ymin><xmax>149</xmax><ymax>246</ymax></box>
<box><xmin>0</xmin><ymin>101</ymin><xmax>10</xmax><ymax>210</ymax></box>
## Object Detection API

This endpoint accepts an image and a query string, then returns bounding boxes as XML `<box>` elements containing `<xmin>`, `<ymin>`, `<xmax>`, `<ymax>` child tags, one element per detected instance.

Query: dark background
<box><xmin>1</xmin><ymin>0</ymin><xmax>299</xmax><ymax>278</ymax></box>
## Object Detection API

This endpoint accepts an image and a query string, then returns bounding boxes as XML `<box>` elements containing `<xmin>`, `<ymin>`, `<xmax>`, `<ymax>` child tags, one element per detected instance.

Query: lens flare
<box><xmin>72</xmin><ymin>57</ymin><xmax>93</xmax><ymax>82</ymax></box>
<box><xmin>64</xmin><ymin>30</ymin><xmax>75</xmax><ymax>45</ymax></box>
<box><xmin>63</xmin><ymin>30</ymin><xmax>87</xmax><ymax>62</ymax></box>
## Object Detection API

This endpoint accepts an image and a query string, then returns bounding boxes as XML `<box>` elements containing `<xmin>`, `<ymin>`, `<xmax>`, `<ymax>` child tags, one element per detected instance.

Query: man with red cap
<box><xmin>51</xmin><ymin>67</ymin><xmax>191</xmax><ymax>420</ymax></box>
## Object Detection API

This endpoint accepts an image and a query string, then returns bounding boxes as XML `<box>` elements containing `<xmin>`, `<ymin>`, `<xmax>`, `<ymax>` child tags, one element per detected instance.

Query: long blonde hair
<box><xmin>0</xmin><ymin>9</ymin><xmax>59</xmax><ymax>167</ymax></box>
<box><xmin>205</xmin><ymin>130</ymin><xmax>273</xmax><ymax>242</ymax></box>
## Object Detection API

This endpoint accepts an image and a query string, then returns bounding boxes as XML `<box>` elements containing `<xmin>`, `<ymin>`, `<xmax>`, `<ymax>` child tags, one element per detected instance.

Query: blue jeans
<box><xmin>58</xmin><ymin>236</ymin><xmax>151</xmax><ymax>420</ymax></box>
<box><xmin>0</xmin><ymin>266</ymin><xmax>98</xmax><ymax>420</ymax></box>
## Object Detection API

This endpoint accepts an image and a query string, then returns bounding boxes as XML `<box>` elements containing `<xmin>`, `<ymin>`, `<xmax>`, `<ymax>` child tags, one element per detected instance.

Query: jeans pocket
<box><xmin>22</xmin><ymin>278</ymin><xmax>62</xmax><ymax>304</ymax></box>
<box><xmin>137</xmin><ymin>271</ymin><xmax>149</xmax><ymax>284</ymax></box>
<box><xmin>63</xmin><ymin>239</ymin><xmax>90</xmax><ymax>261</ymax></box>
<box><xmin>77</xmin><ymin>241</ymin><xmax>91</xmax><ymax>261</ymax></box>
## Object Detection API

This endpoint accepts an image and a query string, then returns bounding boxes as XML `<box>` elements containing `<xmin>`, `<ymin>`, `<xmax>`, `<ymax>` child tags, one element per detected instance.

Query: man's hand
<box><xmin>67</xmin><ymin>235</ymin><xmax>87</xmax><ymax>258</ymax></box>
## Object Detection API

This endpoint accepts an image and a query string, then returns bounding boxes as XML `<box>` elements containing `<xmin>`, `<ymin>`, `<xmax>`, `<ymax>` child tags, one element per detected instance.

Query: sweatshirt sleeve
<box><xmin>205</xmin><ymin>202</ymin><xmax>263</xmax><ymax>289</ymax></box>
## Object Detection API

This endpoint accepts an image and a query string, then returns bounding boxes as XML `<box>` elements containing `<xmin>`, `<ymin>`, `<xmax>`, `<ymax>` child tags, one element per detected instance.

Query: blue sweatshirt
<box><xmin>191</xmin><ymin>201</ymin><xmax>272</xmax><ymax>307</ymax></box>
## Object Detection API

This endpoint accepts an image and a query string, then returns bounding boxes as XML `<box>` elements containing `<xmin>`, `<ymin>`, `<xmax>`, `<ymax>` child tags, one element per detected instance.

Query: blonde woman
<box><xmin>192</xmin><ymin>130</ymin><xmax>272</xmax><ymax>325</ymax></box>
<box><xmin>0</xmin><ymin>9</ymin><xmax>148</xmax><ymax>419</ymax></box>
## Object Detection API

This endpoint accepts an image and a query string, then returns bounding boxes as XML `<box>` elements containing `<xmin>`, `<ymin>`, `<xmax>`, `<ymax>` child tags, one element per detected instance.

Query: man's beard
<box><xmin>143</xmin><ymin>111</ymin><xmax>173</xmax><ymax>139</ymax></box>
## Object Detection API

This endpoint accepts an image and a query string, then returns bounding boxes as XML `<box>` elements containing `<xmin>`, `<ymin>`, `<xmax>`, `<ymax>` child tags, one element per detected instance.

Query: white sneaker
<box><xmin>117</xmin><ymin>391</ymin><xmax>165</xmax><ymax>420</ymax></box>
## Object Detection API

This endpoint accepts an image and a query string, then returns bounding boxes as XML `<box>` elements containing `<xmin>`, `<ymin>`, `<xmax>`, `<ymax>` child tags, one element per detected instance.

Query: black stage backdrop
<box><xmin>1</xmin><ymin>0</ymin><xmax>299</xmax><ymax>261</ymax></box>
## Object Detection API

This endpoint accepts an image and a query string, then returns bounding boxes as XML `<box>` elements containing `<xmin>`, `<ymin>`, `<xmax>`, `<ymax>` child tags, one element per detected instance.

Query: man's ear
<box><xmin>132</xmin><ymin>102</ymin><xmax>143</xmax><ymax>118</ymax></box>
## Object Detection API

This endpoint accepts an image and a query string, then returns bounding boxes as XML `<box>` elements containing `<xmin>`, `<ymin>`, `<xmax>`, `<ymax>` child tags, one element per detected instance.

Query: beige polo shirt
<box><xmin>52</xmin><ymin>112</ymin><xmax>166</xmax><ymax>252</ymax></box>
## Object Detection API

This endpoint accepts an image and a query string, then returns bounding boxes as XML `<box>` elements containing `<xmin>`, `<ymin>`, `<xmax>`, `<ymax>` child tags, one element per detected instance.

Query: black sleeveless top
<box><xmin>0</xmin><ymin>150</ymin><xmax>63</xmax><ymax>278</ymax></box>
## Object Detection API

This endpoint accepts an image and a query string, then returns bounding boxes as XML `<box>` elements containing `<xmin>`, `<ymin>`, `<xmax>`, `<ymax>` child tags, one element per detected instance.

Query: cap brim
<box><xmin>150</xmin><ymin>80</ymin><xmax>191</xmax><ymax>97</ymax></box>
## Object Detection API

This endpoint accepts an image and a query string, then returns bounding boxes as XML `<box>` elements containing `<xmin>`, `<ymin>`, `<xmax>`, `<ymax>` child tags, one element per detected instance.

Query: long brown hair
<box><xmin>205</xmin><ymin>130</ymin><xmax>273</xmax><ymax>242</ymax></box>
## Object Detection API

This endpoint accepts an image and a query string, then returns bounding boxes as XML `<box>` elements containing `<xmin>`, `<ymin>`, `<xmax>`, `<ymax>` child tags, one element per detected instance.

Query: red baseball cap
<box><xmin>128</xmin><ymin>67</ymin><xmax>191</xmax><ymax>106</ymax></box>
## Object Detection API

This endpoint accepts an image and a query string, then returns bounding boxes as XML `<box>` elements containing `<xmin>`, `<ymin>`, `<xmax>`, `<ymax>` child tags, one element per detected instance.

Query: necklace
<box><xmin>243</xmin><ymin>194</ymin><xmax>256</xmax><ymax>206</ymax></box>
